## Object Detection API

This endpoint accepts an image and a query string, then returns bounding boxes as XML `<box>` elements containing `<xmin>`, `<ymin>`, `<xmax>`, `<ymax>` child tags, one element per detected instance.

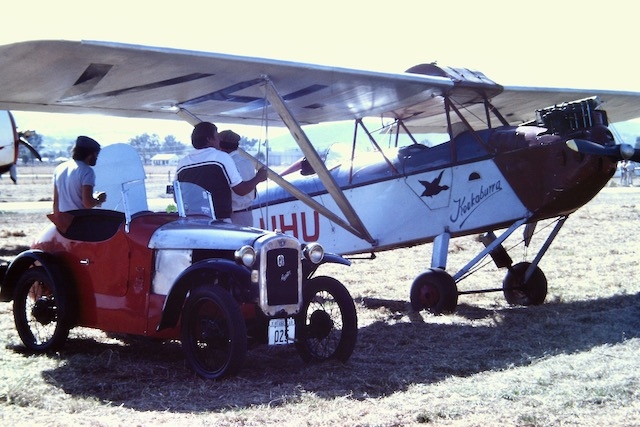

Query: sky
<box><xmin>3</xmin><ymin>0</ymin><xmax>639</xmax><ymax>145</ymax></box>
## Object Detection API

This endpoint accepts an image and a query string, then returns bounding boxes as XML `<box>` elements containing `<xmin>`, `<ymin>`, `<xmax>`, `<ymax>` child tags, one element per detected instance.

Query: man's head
<box><xmin>218</xmin><ymin>130</ymin><xmax>240</xmax><ymax>153</ymax></box>
<box><xmin>191</xmin><ymin>122</ymin><xmax>219</xmax><ymax>149</ymax></box>
<box><xmin>71</xmin><ymin>135</ymin><xmax>101</xmax><ymax>165</ymax></box>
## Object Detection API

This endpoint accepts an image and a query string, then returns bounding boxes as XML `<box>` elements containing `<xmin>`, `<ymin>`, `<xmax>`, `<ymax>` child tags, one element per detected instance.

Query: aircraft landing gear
<box><xmin>409</xmin><ymin>268</ymin><xmax>458</xmax><ymax>315</ymax></box>
<box><xmin>412</xmin><ymin>217</ymin><xmax>563</xmax><ymax>314</ymax></box>
<box><xmin>502</xmin><ymin>262</ymin><xmax>547</xmax><ymax>306</ymax></box>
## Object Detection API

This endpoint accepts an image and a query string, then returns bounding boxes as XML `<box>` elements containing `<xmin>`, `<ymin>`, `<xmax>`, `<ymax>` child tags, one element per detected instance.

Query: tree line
<box><xmin>20</xmin><ymin>132</ymin><xmax>264</xmax><ymax>164</ymax></box>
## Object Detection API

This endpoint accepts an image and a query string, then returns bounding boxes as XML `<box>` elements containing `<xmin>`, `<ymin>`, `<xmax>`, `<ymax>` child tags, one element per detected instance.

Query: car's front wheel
<box><xmin>180</xmin><ymin>286</ymin><xmax>247</xmax><ymax>380</ymax></box>
<box><xmin>13</xmin><ymin>266</ymin><xmax>71</xmax><ymax>352</ymax></box>
<box><xmin>295</xmin><ymin>276</ymin><xmax>357</xmax><ymax>363</ymax></box>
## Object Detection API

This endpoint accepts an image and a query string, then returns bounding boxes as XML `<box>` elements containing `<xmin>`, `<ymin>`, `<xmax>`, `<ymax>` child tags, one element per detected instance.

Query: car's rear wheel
<box><xmin>13</xmin><ymin>266</ymin><xmax>71</xmax><ymax>352</ymax></box>
<box><xmin>295</xmin><ymin>276</ymin><xmax>357</xmax><ymax>363</ymax></box>
<box><xmin>180</xmin><ymin>286</ymin><xmax>247</xmax><ymax>380</ymax></box>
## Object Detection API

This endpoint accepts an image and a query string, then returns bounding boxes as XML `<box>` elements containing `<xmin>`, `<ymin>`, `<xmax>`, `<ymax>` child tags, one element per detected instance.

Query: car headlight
<box><xmin>235</xmin><ymin>245</ymin><xmax>256</xmax><ymax>267</ymax></box>
<box><xmin>303</xmin><ymin>242</ymin><xmax>324</xmax><ymax>264</ymax></box>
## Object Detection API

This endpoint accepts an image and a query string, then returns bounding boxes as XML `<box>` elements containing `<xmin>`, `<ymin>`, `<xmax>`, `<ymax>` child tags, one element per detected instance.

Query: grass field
<box><xmin>0</xmin><ymin>165</ymin><xmax>639</xmax><ymax>426</ymax></box>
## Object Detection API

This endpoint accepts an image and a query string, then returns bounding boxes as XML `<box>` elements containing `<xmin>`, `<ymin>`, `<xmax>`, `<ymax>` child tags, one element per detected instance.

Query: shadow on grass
<box><xmin>9</xmin><ymin>291</ymin><xmax>639</xmax><ymax>413</ymax></box>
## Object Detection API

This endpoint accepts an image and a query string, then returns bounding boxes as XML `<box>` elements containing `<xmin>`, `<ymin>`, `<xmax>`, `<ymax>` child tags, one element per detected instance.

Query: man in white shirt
<box><xmin>176</xmin><ymin>122</ymin><xmax>267</xmax><ymax>222</ymax></box>
<box><xmin>53</xmin><ymin>136</ymin><xmax>107</xmax><ymax>213</ymax></box>
<box><xmin>218</xmin><ymin>129</ymin><xmax>259</xmax><ymax>226</ymax></box>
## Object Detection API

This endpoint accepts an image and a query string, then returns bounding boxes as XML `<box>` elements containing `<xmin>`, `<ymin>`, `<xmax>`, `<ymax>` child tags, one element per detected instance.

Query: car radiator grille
<box><xmin>265</xmin><ymin>247</ymin><xmax>299</xmax><ymax>306</ymax></box>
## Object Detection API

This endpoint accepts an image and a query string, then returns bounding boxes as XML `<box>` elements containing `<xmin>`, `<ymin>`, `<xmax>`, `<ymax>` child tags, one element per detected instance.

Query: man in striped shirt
<box><xmin>176</xmin><ymin>122</ymin><xmax>267</xmax><ymax>222</ymax></box>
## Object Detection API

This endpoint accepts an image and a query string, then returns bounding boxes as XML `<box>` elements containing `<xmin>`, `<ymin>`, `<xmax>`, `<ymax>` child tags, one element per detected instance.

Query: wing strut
<box><xmin>238</xmin><ymin>148</ymin><xmax>375</xmax><ymax>242</ymax></box>
<box><xmin>260</xmin><ymin>77</ymin><xmax>377</xmax><ymax>245</ymax></box>
<box><xmin>174</xmin><ymin>103</ymin><xmax>374</xmax><ymax>243</ymax></box>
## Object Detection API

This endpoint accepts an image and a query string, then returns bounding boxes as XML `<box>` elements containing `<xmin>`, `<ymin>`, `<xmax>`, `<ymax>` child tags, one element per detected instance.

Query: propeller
<box><xmin>18</xmin><ymin>135</ymin><xmax>42</xmax><ymax>161</ymax></box>
<box><xmin>566</xmin><ymin>139</ymin><xmax>640</xmax><ymax>162</ymax></box>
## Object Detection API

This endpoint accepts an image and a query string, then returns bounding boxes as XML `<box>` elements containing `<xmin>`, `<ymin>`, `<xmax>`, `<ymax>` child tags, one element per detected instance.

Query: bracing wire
<box><xmin>454</xmin><ymin>217</ymin><xmax>564</xmax><ymax>283</ymax></box>
<box><xmin>257</xmin><ymin>89</ymin><xmax>270</xmax><ymax>227</ymax></box>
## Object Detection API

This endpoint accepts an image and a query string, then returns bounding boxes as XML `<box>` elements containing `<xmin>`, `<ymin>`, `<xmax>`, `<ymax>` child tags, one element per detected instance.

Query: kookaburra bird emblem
<box><xmin>419</xmin><ymin>170</ymin><xmax>449</xmax><ymax>197</ymax></box>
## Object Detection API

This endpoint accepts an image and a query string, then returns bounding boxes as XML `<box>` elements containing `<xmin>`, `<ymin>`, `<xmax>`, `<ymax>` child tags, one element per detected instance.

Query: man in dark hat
<box><xmin>176</xmin><ymin>122</ymin><xmax>267</xmax><ymax>222</ymax></box>
<box><xmin>53</xmin><ymin>135</ymin><xmax>107</xmax><ymax>213</ymax></box>
<box><xmin>218</xmin><ymin>129</ymin><xmax>259</xmax><ymax>226</ymax></box>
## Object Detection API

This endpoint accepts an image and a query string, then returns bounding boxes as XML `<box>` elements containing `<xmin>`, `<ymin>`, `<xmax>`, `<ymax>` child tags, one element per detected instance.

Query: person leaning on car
<box><xmin>176</xmin><ymin>122</ymin><xmax>267</xmax><ymax>222</ymax></box>
<box><xmin>52</xmin><ymin>135</ymin><xmax>107</xmax><ymax>214</ymax></box>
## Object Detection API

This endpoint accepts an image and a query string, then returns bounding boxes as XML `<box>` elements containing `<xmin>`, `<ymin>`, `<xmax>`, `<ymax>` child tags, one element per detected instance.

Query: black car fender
<box><xmin>157</xmin><ymin>257</ymin><xmax>251</xmax><ymax>331</ymax></box>
<box><xmin>1</xmin><ymin>250</ymin><xmax>68</xmax><ymax>302</ymax></box>
<box><xmin>302</xmin><ymin>251</ymin><xmax>351</xmax><ymax>280</ymax></box>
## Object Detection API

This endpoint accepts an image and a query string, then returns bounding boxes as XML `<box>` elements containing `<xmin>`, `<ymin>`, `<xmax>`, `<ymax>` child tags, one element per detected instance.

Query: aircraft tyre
<box><xmin>296</xmin><ymin>276</ymin><xmax>358</xmax><ymax>363</ymax></box>
<box><xmin>409</xmin><ymin>268</ymin><xmax>458</xmax><ymax>315</ymax></box>
<box><xmin>180</xmin><ymin>285</ymin><xmax>247</xmax><ymax>380</ymax></box>
<box><xmin>502</xmin><ymin>262</ymin><xmax>547</xmax><ymax>306</ymax></box>
<box><xmin>13</xmin><ymin>266</ymin><xmax>71</xmax><ymax>352</ymax></box>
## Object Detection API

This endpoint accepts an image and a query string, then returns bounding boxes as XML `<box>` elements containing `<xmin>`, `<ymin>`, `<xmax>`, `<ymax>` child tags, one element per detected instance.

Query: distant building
<box><xmin>150</xmin><ymin>153</ymin><xmax>180</xmax><ymax>166</ymax></box>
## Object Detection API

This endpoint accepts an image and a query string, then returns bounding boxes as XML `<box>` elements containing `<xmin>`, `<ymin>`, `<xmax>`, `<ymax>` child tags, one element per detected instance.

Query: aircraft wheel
<box><xmin>502</xmin><ymin>262</ymin><xmax>547</xmax><ymax>306</ymax></box>
<box><xmin>409</xmin><ymin>268</ymin><xmax>458</xmax><ymax>314</ymax></box>
<box><xmin>13</xmin><ymin>266</ymin><xmax>71</xmax><ymax>352</ymax></box>
<box><xmin>296</xmin><ymin>276</ymin><xmax>358</xmax><ymax>363</ymax></box>
<box><xmin>180</xmin><ymin>286</ymin><xmax>247</xmax><ymax>380</ymax></box>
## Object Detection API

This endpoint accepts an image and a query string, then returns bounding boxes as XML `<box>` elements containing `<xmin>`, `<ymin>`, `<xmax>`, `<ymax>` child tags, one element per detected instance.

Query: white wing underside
<box><xmin>0</xmin><ymin>40</ymin><xmax>638</xmax><ymax>131</ymax></box>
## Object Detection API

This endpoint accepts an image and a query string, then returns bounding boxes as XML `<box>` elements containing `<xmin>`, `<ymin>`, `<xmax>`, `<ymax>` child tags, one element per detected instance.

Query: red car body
<box><xmin>0</xmin><ymin>150</ymin><xmax>358</xmax><ymax>379</ymax></box>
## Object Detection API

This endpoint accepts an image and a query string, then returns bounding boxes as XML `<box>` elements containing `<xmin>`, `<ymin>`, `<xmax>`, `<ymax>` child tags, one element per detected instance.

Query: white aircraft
<box><xmin>0</xmin><ymin>110</ymin><xmax>40</xmax><ymax>183</ymax></box>
<box><xmin>1</xmin><ymin>39</ymin><xmax>639</xmax><ymax>313</ymax></box>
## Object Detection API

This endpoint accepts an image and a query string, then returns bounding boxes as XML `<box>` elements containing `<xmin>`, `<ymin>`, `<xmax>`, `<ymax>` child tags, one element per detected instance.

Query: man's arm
<box><xmin>232</xmin><ymin>166</ymin><xmax>268</xmax><ymax>196</ymax></box>
<box><xmin>53</xmin><ymin>184</ymin><xmax>59</xmax><ymax>214</ymax></box>
<box><xmin>81</xmin><ymin>185</ymin><xmax>106</xmax><ymax>208</ymax></box>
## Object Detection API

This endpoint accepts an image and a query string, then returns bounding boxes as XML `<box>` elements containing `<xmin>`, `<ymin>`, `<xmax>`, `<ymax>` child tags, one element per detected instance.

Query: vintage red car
<box><xmin>0</xmin><ymin>144</ymin><xmax>357</xmax><ymax>379</ymax></box>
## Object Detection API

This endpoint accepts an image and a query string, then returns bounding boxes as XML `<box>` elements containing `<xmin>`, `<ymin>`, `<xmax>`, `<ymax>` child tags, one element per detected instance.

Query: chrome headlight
<box><xmin>303</xmin><ymin>242</ymin><xmax>324</xmax><ymax>264</ymax></box>
<box><xmin>235</xmin><ymin>245</ymin><xmax>256</xmax><ymax>267</ymax></box>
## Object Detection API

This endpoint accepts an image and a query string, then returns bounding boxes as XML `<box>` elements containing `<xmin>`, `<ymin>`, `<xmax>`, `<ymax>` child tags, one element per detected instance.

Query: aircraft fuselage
<box><xmin>0</xmin><ymin>111</ymin><xmax>19</xmax><ymax>180</ymax></box>
<box><xmin>252</xmin><ymin>122</ymin><xmax>616</xmax><ymax>256</ymax></box>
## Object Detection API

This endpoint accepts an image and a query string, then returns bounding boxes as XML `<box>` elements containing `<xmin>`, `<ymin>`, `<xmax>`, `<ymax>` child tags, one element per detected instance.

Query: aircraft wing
<box><xmin>495</xmin><ymin>86</ymin><xmax>640</xmax><ymax>124</ymax></box>
<box><xmin>392</xmin><ymin>85</ymin><xmax>640</xmax><ymax>133</ymax></box>
<box><xmin>0</xmin><ymin>40</ymin><xmax>638</xmax><ymax>130</ymax></box>
<box><xmin>0</xmin><ymin>39</ymin><xmax>453</xmax><ymax>126</ymax></box>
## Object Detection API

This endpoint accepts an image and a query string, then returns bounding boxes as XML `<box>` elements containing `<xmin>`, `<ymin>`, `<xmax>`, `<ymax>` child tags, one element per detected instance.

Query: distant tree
<box><xmin>240</xmin><ymin>137</ymin><xmax>260</xmax><ymax>152</ymax></box>
<box><xmin>129</xmin><ymin>133</ymin><xmax>161</xmax><ymax>164</ymax></box>
<box><xmin>162</xmin><ymin>135</ymin><xmax>188</xmax><ymax>155</ymax></box>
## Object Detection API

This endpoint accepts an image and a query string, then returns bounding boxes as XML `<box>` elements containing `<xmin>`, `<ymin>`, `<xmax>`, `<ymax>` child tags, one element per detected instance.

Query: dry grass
<box><xmin>0</xmin><ymin>165</ymin><xmax>639</xmax><ymax>426</ymax></box>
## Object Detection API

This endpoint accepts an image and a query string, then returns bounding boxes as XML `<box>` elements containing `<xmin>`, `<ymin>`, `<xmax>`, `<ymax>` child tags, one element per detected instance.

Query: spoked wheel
<box><xmin>180</xmin><ymin>286</ymin><xmax>247</xmax><ymax>380</ymax></box>
<box><xmin>296</xmin><ymin>276</ymin><xmax>357</xmax><ymax>363</ymax></box>
<box><xmin>409</xmin><ymin>268</ymin><xmax>458</xmax><ymax>314</ymax></box>
<box><xmin>13</xmin><ymin>266</ymin><xmax>71</xmax><ymax>352</ymax></box>
<box><xmin>503</xmin><ymin>261</ymin><xmax>547</xmax><ymax>306</ymax></box>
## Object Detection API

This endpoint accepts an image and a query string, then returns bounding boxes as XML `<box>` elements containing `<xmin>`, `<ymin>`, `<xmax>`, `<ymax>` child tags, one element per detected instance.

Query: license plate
<box><xmin>268</xmin><ymin>318</ymin><xmax>295</xmax><ymax>345</ymax></box>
